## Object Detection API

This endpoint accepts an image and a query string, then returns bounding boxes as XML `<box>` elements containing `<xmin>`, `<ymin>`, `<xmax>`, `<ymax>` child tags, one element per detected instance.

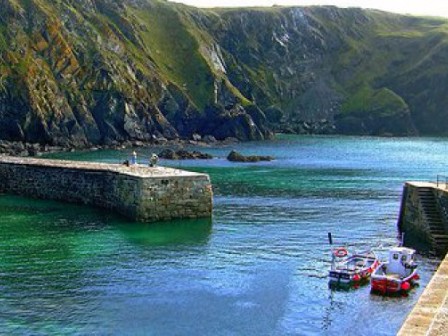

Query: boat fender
<box><xmin>333</xmin><ymin>247</ymin><xmax>348</xmax><ymax>258</ymax></box>
<box><xmin>401</xmin><ymin>282</ymin><xmax>411</xmax><ymax>291</ymax></box>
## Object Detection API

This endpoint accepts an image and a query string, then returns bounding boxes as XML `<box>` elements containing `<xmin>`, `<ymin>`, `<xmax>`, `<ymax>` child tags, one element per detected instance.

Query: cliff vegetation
<box><xmin>1</xmin><ymin>0</ymin><xmax>447</xmax><ymax>148</ymax></box>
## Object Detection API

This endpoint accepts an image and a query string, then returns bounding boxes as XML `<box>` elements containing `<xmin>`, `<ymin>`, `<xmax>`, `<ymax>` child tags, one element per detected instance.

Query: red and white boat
<box><xmin>329</xmin><ymin>247</ymin><xmax>380</xmax><ymax>285</ymax></box>
<box><xmin>370</xmin><ymin>247</ymin><xmax>419</xmax><ymax>294</ymax></box>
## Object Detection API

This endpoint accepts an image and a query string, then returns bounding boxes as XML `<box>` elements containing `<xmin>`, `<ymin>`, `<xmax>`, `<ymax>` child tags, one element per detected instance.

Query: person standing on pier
<box><xmin>131</xmin><ymin>151</ymin><xmax>137</xmax><ymax>165</ymax></box>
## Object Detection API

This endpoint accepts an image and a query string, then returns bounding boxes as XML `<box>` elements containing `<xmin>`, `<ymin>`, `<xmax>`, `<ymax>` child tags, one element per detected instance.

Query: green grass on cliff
<box><xmin>0</xmin><ymin>24</ymin><xmax>7</xmax><ymax>51</ymax></box>
<box><xmin>342</xmin><ymin>84</ymin><xmax>408</xmax><ymax>116</ymax></box>
<box><xmin>334</xmin><ymin>11</ymin><xmax>448</xmax><ymax>119</ymax></box>
<box><xmin>130</xmin><ymin>3</ymin><xmax>214</xmax><ymax>110</ymax></box>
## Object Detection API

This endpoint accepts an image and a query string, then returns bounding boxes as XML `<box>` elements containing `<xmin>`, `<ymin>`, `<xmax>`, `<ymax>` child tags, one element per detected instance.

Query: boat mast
<box><xmin>328</xmin><ymin>232</ymin><xmax>335</xmax><ymax>270</ymax></box>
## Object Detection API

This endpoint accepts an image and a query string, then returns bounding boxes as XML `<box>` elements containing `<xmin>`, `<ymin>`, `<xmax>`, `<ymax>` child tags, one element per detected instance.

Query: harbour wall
<box><xmin>0</xmin><ymin>157</ymin><xmax>213</xmax><ymax>222</ymax></box>
<box><xmin>398</xmin><ymin>252</ymin><xmax>448</xmax><ymax>335</ymax></box>
<box><xmin>398</xmin><ymin>182</ymin><xmax>448</xmax><ymax>256</ymax></box>
<box><xmin>398</xmin><ymin>181</ymin><xmax>448</xmax><ymax>335</ymax></box>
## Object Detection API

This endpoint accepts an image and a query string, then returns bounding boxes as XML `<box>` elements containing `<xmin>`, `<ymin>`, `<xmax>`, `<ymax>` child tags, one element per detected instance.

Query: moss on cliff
<box><xmin>342</xmin><ymin>85</ymin><xmax>408</xmax><ymax>117</ymax></box>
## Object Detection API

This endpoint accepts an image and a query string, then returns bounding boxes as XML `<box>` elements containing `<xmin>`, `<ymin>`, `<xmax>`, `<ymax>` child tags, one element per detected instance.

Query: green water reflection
<box><xmin>115</xmin><ymin>218</ymin><xmax>212</xmax><ymax>247</ymax></box>
<box><xmin>0</xmin><ymin>194</ymin><xmax>213</xmax><ymax>334</ymax></box>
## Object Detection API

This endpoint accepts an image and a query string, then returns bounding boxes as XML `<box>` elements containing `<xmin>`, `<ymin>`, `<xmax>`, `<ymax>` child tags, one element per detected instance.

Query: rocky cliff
<box><xmin>206</xmin><ymin>6</ymin><xmax>448</xmax><ymax>136</ymax></box>
<box><xmin>0</xmin><ymin>0</ymin><xmax>447</xmax><ymax>148</ymax></box>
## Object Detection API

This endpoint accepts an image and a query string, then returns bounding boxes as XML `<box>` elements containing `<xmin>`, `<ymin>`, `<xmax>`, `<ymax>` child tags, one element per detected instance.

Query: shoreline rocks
<box><xmin>0</xmin><ymin>137</ymin><xmax>234</xmax><ymax>158</ymax></box>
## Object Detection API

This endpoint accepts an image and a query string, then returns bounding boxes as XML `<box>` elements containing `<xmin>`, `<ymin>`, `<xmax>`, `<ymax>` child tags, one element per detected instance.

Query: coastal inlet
<box><xmin>0</xmin><ymin>135</ymin><xmax>445</xmax><ymax>335</ymax></box>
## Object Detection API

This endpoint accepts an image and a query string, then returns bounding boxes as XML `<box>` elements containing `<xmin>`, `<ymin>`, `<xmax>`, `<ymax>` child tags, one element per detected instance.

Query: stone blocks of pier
<box><xmin>0</xmin><ymin>157</ymin><xmax>212</xmax><ymax>222</ymax></box>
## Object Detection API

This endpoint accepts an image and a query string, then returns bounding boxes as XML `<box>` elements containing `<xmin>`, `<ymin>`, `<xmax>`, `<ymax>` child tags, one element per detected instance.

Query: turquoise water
<box><xmin>0</xmin><ymin>135</ymin><xmax>446</xmax><ymax>335</ymax></box>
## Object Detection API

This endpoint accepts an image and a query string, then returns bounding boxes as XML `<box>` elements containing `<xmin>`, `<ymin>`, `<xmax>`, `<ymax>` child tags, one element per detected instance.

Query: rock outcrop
<box><xmin>227</xmin><ymin>150</ymin><xmax>274</xmax><ymax>162</ymax></box>
<box><xmin>158</xmin><ymin>149</ymin><xmax>213</xmax><ymax>160</ymax></box>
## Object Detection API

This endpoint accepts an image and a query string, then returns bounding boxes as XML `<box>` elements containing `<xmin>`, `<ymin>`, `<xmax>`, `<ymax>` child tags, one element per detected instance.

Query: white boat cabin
<box><xmin>386</xmin><ymin>247</ymin><xmax>417</xmax><ymax>275</ymax></box>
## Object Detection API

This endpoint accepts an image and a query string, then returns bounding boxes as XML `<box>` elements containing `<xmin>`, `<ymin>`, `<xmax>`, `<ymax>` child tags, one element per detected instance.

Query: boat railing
<box><xmin>436</xmin><ymin>175</ymin><xmax>448</xmax><ymax>189</ymax></box>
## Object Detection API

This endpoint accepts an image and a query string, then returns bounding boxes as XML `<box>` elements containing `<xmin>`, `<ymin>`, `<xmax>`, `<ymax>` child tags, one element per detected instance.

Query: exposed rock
<box><xmin>203</xmin><ymin>135</ymin><xmax>217</xmax><ymax>144</ymax></box>
<box><xmin>192</xmin><ymin>133</ymin><xmax>202</xmax><ymax>141</ymax></box>
<box><xmin>222</xmin><ymin>137</ymin><xmax>239</xmax><ymax>145</ymax></box>
<box><xmin>227</xmin><ymin>150</ymin><xmax>274</xmax><ymax>162</ymax></box>
<box><xmin>0</xmin><ymin>141</ymin><xmax>73</xmax><ymax>156</ymax></box>
<box><xmin>158</xmin><ymin>149</ymin><xmax>213</xmax><ymax>160</ymax></box>
<box><xmin>277</xmin><ymin>119</ymin><xmax>336</xmax><ymax>135</ymax></box>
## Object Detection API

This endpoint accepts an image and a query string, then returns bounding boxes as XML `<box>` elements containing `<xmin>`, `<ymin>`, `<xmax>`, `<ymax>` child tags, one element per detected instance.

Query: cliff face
<box><xmin>0</xmin><ymin>0</ymin><xmax>272</xmax><ymax>147</ymax></box>
<box><xmin>0</xmin><ymin>0</ymin><xmax>447</xmax><ymax>147</ymax></box>
<box><xmin>206</xmin><ymin>7</ymin><xmax>448</xmax><ymax>136</ymax></box>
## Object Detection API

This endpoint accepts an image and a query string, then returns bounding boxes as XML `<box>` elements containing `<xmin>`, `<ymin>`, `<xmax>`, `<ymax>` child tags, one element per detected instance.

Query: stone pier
<box><xmin>398</xmin><ymin>252</ymin><xmax>448</xmax><ymax>335</ymax></box>
<box><xmin>397</xmin><ymin>181</ymin><xmax>448</xmax><ymax>335</ymax></box>
<box><xmin>0</xmin><ymin>156</ymin><xmax>213</xmax><ymax>222</ymax></box>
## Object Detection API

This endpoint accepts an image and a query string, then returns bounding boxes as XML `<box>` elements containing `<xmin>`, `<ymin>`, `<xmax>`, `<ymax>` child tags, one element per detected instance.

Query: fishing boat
<box><xmin>328</xmin><ymin>247</ymin><xmax>380</xmax><ymax>285</ymax></box>
<box><xmin>370</xmin><ymin>247</ymin><xmax>419</xmax><ymax>295</ymax></box>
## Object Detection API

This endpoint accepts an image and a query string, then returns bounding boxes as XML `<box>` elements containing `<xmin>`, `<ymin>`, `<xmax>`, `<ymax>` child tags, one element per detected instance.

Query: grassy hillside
<box><xmin>0</xmin><ymin>0</ymin><xmax>447</xmax><ymax>149</ymax></box>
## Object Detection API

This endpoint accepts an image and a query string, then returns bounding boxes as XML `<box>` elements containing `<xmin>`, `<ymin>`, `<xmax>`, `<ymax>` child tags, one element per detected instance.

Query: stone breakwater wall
<box><xmin>398</xmin><ymin>182</ymin><xmax>448</xmax><ymax>256</ymax></box>
<box><xmin>0</xmin><ymin>157</ymin><xmax>213</xmax><ymax>222</ymax></box>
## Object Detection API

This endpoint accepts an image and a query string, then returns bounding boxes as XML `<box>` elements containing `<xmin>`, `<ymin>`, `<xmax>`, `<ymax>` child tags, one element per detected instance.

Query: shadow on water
<box><xmin>0</xmin><ymin>193</ymin><xmax>211</xmax><ymax>235</ymax></box>
<box><xmin>328</xmin><ymin>279</ymin><xmax>370</xmax><ymax>292</ymax></box>
<box><xmin>112</xmin><ymin>217</ymin><xmax>213</xmax><ymax>247</ymax></box>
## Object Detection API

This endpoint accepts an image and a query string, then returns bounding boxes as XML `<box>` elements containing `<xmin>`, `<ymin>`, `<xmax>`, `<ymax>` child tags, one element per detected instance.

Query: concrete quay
<box><xmin>398</xmin><ymin>253</ymin><xmax>448</xmax><ymax>335</ymax></box>
<box><xmin>0</xmin><ymin>156</ymin><xmax>213</xmax><ymax>222</ymax></box>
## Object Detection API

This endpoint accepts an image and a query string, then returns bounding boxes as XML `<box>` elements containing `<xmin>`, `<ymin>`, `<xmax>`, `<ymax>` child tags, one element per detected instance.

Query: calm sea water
<box><xmin>0</xmin><ymin>135</ymin><xmax>446</xmax><ymax>335</ymax></box>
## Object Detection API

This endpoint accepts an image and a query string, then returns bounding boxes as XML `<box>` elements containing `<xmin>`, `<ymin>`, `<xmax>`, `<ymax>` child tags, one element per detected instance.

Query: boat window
<box><xmin>393</xmin><ymin>254</ymin><xmax>399</xmax><ymax>260</ymax></box>
<box><xmin>401</xmin><ymin>255</ymin><xmax>407</xmax><ymax>262</ymax></box>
